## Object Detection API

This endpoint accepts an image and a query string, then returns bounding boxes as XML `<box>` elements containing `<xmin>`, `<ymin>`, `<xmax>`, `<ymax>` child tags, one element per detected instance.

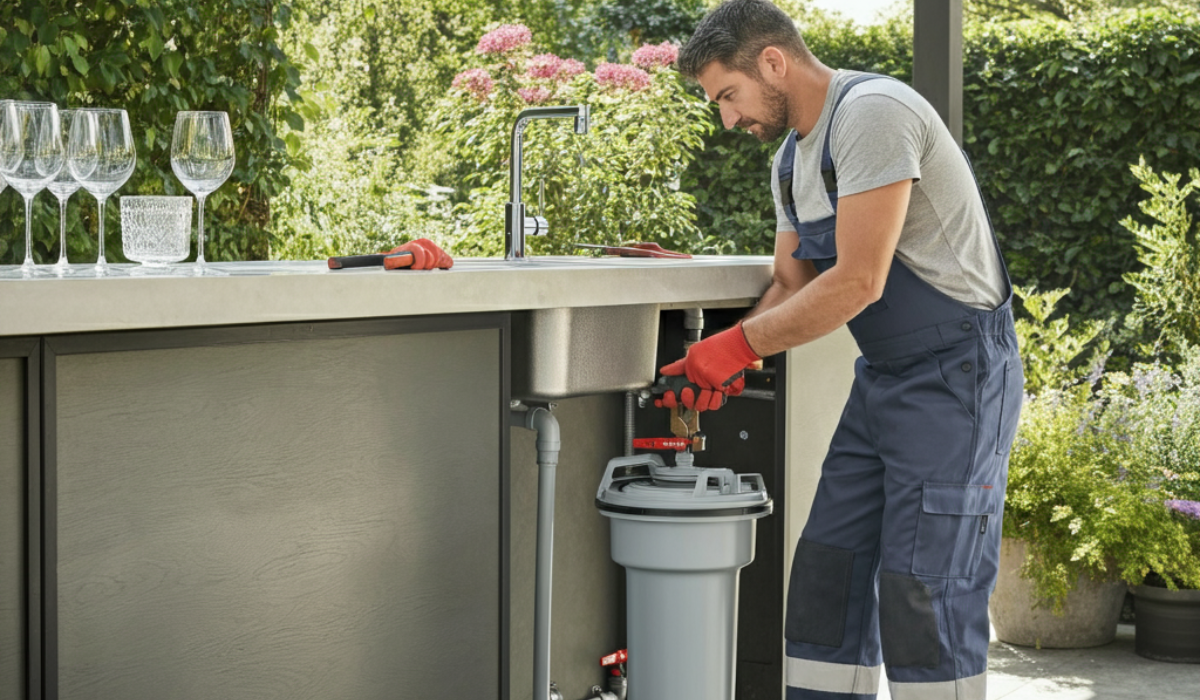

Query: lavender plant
<box><xmin>1006</xmin><ymin>348</ymin><xmax>1200</xmax><ymax>609</ymax></box>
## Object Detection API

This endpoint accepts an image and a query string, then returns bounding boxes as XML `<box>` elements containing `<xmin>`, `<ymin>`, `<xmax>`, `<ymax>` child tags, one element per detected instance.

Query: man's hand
<box><xmin>658</xmin><ymin>323</ymin><xmax>761</xmax><ymax>411</ymax></box>
<box><xmin>387</xmin><ymin>238</ymin><xmax>454</xmax><ymax>270</ymax></box>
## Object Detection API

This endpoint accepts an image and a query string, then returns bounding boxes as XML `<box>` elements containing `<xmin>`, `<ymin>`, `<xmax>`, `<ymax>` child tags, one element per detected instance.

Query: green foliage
<box><xmin>1013</xmin><ymin>286</ymin><xmax>1108</xmax><ymax>395</ymax></box>
<box><xmin>1121</xmin><ymin>159</ymin><xmax>1200</xmax><ymax>360</ymax></box>
<box><xmin>577</xmin><ymin>0</ymin><xmax>706</xmax><ymax>62</ymax></box>
<box><xmin>270</xmin><ymin>0</ymin><xmax>503</xmax><ymax>258</ymax></box>
<box><xmin>966</xmin><ymin>0</ymin><xmax>1188</xmax><ymax>22</ymax></box>
<box><xmin>409</xmin><ymin>26</ymin><xmax>712</xmax><ymax>258</ymax></box>
<box><xmin>1005</xmin><ymin>354</ymin><xmax>1200</xmax><ymax>609</ymax></box>
<box><xmin>0</xmin><ymin>0</ymin><xmax>304</xmax><ymax>264</ymax></box>
<box><xmin>963</xmin><ymin>8</ymin><xmax>1200</xmax><ymax>331</ymax></box>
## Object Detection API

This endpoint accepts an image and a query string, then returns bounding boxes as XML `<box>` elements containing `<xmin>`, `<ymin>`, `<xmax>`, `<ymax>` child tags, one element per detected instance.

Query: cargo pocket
<box><xmin>911</xmin><ymin>482</ymin><xmax>998</xmax><ymax>579</ymax></box>
<box><xmin>785</xmin><ymin>539</ymin><xmax>854</xmax><ymax>647</ymax></box>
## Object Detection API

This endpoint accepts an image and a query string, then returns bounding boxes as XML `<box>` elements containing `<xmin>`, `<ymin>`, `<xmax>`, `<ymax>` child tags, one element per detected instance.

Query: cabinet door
<box><xmin>53</xmin><ymin>328</ymin><xmax>502</xmax><ymax>700</ymax></box>
<box><xmin>1</xmin><ymin>357</ymin><xmax>26</xmax><ymax>700</ymax></box>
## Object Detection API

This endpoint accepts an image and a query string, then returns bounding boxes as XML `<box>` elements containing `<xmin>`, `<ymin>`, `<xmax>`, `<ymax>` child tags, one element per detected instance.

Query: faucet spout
<box><xmin>506</xmin><ymin>105</ymin><xmax>590</xmax><ymax>261</ymax></box>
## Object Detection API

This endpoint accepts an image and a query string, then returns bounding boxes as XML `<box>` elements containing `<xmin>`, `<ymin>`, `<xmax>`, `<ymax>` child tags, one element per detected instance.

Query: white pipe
<box><xmin>513</xmin><ymin>405</ymin><xmax>561</xmax><ymax>700</ymax></box>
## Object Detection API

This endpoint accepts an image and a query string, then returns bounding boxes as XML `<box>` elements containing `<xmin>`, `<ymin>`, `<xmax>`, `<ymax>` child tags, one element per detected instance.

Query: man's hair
<box><xmin>677</xmin><ymin>0</ymin><xmax>810</xmax><ymax>80</ymax></box>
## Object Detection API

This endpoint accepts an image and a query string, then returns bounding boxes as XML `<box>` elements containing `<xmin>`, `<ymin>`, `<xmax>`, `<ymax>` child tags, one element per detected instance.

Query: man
<box><xmin>662</xmin><ymin>1</ymin><xmax>1024</xmax><ymax>698</ymax></box>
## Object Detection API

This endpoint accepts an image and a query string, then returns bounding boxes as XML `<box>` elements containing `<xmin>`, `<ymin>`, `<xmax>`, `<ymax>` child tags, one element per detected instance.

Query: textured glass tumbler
<box><xmin>120</xmin><ymin>196</ymin><xmax>193</xmax><ymax>266</ymax></box>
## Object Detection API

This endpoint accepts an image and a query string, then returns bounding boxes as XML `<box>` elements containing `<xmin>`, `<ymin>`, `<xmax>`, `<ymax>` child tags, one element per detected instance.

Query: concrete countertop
<box><xmin>0</xmin><ymin>256</ymin><xmax>774</xmax><ymax>336</ymax></box>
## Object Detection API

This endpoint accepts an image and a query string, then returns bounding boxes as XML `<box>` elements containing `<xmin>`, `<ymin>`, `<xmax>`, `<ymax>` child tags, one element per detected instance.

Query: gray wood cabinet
<box><xmin>5</xmin><ymin>316</ymin><xmax>510</xmax><ymax>700</ymax></box>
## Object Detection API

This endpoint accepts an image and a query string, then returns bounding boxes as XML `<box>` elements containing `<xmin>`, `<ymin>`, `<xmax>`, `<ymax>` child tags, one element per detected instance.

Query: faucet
<box><xmin>506</xmin><ymin>105</ymin><xmax>590</xmax><ymax>261</ymax></box>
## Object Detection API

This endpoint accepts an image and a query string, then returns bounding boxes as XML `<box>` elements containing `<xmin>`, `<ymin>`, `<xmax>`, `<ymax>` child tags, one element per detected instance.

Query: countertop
<box><xmin>0</xmin><ymin>256</ymin><xmax>774</xmax><ymax>336</ymax></box>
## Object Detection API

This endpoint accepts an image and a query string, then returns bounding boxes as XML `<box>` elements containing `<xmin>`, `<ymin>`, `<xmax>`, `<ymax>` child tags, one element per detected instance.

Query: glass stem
<box><xmin>196</xmin><ymin>194</ymin><xmax>208</xmax><ymax>265</ymax></box>
<box><xmin>57</xmin><ymin>196</ymin><xmax>69</xmax><ymax>265</ymax></box>
<box><xmin>96</xmin><ymin>195</ymin><xmax>109</xmax><ymax>269</ymax></box>
<box><xmin>22</xmin><ymin>194</ymin><xmax>35</xmax><ymax>270</ymax></box>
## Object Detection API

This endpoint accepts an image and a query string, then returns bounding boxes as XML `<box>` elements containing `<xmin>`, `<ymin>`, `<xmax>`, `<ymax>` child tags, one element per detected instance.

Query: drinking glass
<box><xmin>171</xmin><ymin>111</ymin><xmax>234</xmax><ymax>273</ymax></box>
<box><xmin>47</xmin><ymin>109</ymin><xmax>81</xmax><ymax>274</ymax></box>
<box><xmin>0</xmin><ymin>99</ymin><xmax>10</xmax><ymax>201</ymax></box>
<box><xmin>68</xmin><ymin>108</ymin><xmax>136</xmax><ymax>275</ymax></box>
<box><xmin>0</xmin><ymin>101</ymin><xmax>64</xmax><ymax>277</ymax></box>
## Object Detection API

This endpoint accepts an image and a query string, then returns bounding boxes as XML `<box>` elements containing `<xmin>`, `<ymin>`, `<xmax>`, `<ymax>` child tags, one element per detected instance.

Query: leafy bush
<box><xmin>1012</xmin><ymin>286</ymin><xmax>1108</xmax><ymax>395</ymax></box>
<box><xmin>0</xmin><ymin>0</ymin><xmax>304</xmax><ymax>264</ymax></box>
<box><xmin>1121</xmin><ymin>158</ymin><xmax>1200</xmax><ymax>360</ymax></box>
<box><xmin>1006</xmin><ymin>353</ymin><xmax>1200</xmax><ymax>609</ymax></box>
<box><xmin>964</xmin><ymin>8</ymin><xmax>1200</xmax><ymax>327</ymax></box>
<box><xmin>409</xmin><ymin>25</ymin><xmax>712</xmax><ymax>257</ymax></box>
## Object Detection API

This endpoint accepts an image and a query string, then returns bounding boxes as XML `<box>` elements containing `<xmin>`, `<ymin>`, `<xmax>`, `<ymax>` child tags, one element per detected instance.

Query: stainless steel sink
<box><xmin>511</xmin><ymin>304</ymin><xmax>660</xmax><ymax>400</ymax></box>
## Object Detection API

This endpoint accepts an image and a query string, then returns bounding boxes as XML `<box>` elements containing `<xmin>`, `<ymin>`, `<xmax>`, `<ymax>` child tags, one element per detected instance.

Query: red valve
<box><xmin>632</xmin><ymin>437</ymin><xmax>691</xmax><ymax>452</ymax></box>
<box><xmin>600</xmin><ymin>649</ymin><xmax>629</xmax><ymax>667</ymax></box>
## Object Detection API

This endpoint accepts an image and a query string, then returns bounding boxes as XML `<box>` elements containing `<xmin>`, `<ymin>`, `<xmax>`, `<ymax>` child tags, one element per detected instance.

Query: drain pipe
<box><xmin>684</xmin><ymin>307</ymin><xmax>704</xmax><ymax>349</ymax></box>
<box><xmin>512</xmin><ymin>403</ymin><xmax>562</xmax><ymax>700</ymax></box>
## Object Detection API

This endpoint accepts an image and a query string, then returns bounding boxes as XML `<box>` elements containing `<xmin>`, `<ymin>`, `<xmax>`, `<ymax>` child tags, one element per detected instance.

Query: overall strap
<box><xmin>820</xmin><ymin>74</ymin><xmax>895</xmax><ymax>211</ymax></box>
<box><xmin>777</xmin><ymin>73</ymin><xmax>895</xmax><ymax>222</ymax></box>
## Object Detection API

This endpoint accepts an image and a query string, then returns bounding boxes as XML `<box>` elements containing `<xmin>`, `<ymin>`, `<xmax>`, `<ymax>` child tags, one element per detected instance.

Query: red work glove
<box><xmin>386</xmin><ymin>238</ymin><xmax>454</xmax><ymax>270</ymax></box>
<box><xmin>658</xmin><ymin>322</ymin><xmax>761</xmax><ymax>412</ymax></box>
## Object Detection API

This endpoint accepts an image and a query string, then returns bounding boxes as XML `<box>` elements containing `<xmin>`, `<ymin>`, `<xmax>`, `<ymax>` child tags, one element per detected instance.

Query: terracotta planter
<box><xmin>1132</xmin><ymin>584</ymin><xmax>1200</xmax><ymax>663</ymax></box>
<box><xmin>989</xmin><ymin>538</ymin><xmax>1126</xmax><ymax>648</ymax></box>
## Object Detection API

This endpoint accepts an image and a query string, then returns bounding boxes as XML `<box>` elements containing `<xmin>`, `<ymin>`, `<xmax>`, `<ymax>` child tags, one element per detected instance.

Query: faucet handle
<box><xmin>574</xmin><ymin>104</ymin><xmax>589</xmax><ymax>134</ymax></box>
<box><xmin>524</xmin><ymin>215</ymin><xmax>549</xmax><ymax>237</ymax></box>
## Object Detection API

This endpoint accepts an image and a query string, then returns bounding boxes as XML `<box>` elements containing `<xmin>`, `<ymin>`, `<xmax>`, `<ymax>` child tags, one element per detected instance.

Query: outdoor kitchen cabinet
<box><xmin>0</xmin><ymin>257</ymin><xmax>793</xmax><ymax>700</ymax></box>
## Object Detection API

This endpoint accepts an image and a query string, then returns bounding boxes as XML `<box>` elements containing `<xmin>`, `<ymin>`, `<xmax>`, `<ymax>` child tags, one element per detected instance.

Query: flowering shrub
<box><xmin>420</xmin><ymin>23</ymin><xmax>712</xmax><ymax>257</ymax></box>
<box><xmin>475</xmin><ymin>24</ymin><xmax>532</xmax><ymax>55</ymax></box>
<box><xmin>1005</xmin><ymin>343</ymin><xmax>1200</xmax><ymax>609</ymax></box>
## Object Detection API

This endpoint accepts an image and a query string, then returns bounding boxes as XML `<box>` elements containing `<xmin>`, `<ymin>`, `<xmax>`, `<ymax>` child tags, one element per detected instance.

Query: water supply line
<box><xmin>511</xmin><ymin>402</ymin><xmax>562</xmax><ymax>700</ymax></box>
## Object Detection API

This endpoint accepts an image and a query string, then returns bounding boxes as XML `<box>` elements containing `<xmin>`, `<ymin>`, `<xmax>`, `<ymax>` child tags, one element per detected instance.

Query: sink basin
<box><xmin>511</xmin><ymin>304</ymin><xmax>660</xmax><ymax>400</ymax></box>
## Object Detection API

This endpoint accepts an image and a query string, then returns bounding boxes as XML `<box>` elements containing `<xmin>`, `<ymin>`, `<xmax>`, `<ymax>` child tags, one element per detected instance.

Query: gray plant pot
<box><xmin>989</xmin><ymin>538</ymin><xmax>1126</xmax><ymax>648</ymax></box>
<box><xmin>1132</xmin><ymin>584</ymin><xmax>1200</xmax><ymax>663</ymax></box>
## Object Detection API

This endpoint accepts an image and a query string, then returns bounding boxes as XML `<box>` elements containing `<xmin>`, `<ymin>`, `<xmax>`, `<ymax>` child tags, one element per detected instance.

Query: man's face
<box><xmin>696</xmin><ymin>60</ymin><xmax>790</xmax><ymax>143</ymax></box>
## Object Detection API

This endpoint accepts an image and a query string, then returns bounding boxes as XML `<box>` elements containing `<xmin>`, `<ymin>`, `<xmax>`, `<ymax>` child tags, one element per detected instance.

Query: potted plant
<box><xmin>989</xmin><ymin>287</ymin><xmax>1130</xmax><ymax>648</ymax></box>
<box><xmin>1117</xmin><ymin>160</ymin><xmax>1200</xmax><ymax>662</ymax></box>
<box><xmin>1111</xmin><ymin>349</ymin><xmax>1200</xmax><ymax>662</ymax></box>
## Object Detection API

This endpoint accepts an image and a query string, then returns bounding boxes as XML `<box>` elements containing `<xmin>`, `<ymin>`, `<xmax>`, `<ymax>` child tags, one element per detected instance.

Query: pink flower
<box><xmin>595</xmin><ymin>62</ymin><xmax>651</xmax><ymax>92</ymax></box>
<box><xmin>557</xmin><ymin>58</ymin><xmax>585</xmax><ymax>79</ymax></box>
<box><xmin>632</xmin><ymin>41</ymin><xmax>679</xmax><ymax>70</ymax></box>
<box><xmin>518</xmin><ymin>86</ymin><xmax>551</xmax><ymax>104</ymax></box>
<box><xmin>476</xmin><ymin>24</ymin><xmax>532</xmax><ymax>55</ymax></box>
<box><xmin>527</xmin><ymin>54</ymin><xmax>586</xmax><ymax>82</ymax></box>
<box><xmin>452</xmin><ymin>68</ymin><xmax>494</xmax><ymax>100</ymax></box>
<box><xmin>526</xmin><ymin>54</ymin><xmax>564</xmax><ymax>79</ymax></box>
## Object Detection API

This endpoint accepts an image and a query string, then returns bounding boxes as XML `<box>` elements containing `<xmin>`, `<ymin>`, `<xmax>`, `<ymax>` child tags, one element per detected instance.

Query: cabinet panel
<box><xmin>54</xmin><ymin>330</ymin><xmax>501</xmax><ymax>700</ymax></box>
<box><xmin>1</xmin><ymin>358</ymin><xmax>24</xmax><ymax>700</ymax></box>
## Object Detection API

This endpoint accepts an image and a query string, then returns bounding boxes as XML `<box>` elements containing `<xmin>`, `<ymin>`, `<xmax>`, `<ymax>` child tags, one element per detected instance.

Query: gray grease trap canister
<box><xmin>595</xmin><ymin>453</ymin><xmax>772</xmax><ymax>700</ymax></box>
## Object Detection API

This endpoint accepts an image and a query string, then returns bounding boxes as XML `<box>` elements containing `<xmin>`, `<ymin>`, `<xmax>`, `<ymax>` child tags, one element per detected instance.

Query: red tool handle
<box><xmin>600</xmin><ymin>649</ymin><xmax>628</xmax><ymax>667</ymax></box>
<box><xmin>632</xmin><ymin>437</ymin><xmax>692</xmax><ymax>452</ymax></box>
<box><xmin>383</xmin><ymin>251</ymin><xmax>416</xmax><ymax>270</ymax></box>
<box><xmin>327</xmin><ymin>251</ymin><xmax>415</xmax><ymax>270</ymax></box>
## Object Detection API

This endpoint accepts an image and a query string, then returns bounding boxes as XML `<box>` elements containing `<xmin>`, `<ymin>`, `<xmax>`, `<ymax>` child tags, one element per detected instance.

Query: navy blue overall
<box><xmin>780</xmin><ymin>76</ymin><xmax>1023</xmax><ymax>700</ymax></box>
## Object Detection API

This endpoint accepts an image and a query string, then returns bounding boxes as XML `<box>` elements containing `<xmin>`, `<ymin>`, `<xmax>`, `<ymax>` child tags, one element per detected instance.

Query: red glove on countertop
<box><xmin>386</xmin><ymin>238</ymin><xmax>454</xmax><ymax>270</ymax></box>
<box><xmin>658</xmin><ymin>322</ymin><xmax>761</xmax><ymax>412</ymax></box>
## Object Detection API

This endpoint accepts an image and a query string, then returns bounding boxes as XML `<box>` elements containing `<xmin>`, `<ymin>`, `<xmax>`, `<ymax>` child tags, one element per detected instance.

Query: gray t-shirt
<box><xmin>771</xmin><ymin>70</ymin><xmax>1007</xmax><ymax>310</ymax></box>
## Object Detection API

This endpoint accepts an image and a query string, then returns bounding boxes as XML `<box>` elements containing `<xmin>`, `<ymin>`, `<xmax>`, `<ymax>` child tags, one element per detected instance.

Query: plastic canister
<box><xmin>595</xmin><ymin>453</ymin><xmax>772</xmax><ymax>700</ymax></box>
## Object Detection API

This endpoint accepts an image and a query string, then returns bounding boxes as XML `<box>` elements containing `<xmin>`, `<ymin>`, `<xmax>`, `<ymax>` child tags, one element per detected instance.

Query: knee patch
<box><xmin>879</xmin><ymin>572</ymin><xmax>940</xmax><ymax>668</ymax></box>
<box><xmin>785</xmin><ymin>539</ymin><xmax>853</xmax><ymax>647</ymax></box>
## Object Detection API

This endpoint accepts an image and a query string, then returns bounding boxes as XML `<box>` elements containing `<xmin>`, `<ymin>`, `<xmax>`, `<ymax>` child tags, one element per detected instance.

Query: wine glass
<box><xmin>0</xmin><ymin>101</ymin><xmax>64</xmax><ymax>277</ymax></box>
<box><xmin>48</xmin><ymin>109</ymin><xmax>81</xmax><ymax>275</ymax></box>
<box><xmin>171</xmin><ymin>111</ymin><xmax>234</xmax><ymax>274</ymax></box>
<box><xmin>67</xmin><ymin>108</ymin><xmax>136</xmax><ymax>275</ymax></box>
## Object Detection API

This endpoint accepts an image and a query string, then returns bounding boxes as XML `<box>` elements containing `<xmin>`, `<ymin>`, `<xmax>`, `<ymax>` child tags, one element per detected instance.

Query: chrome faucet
<box><xmin>506</xmin><ymin>105</ymin><xmax>590</xmax><ymax>261</ymax></box>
